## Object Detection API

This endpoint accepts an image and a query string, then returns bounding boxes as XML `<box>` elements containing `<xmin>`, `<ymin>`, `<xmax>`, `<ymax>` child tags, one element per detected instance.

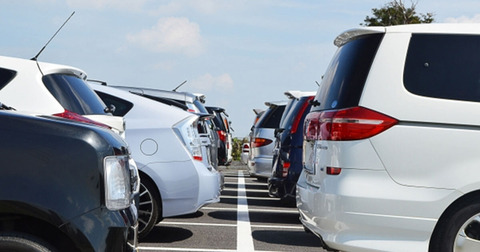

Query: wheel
<box><xmin>138</xmin><ymin>176</ymin><xmax>161</xmax><ymax>239</ymax></box>
<box><xmin>0</xmin><ymin>233</ymin><xmax>56</xmax><ymax>252</ymax></box>
<box><xmin>430</xmin><ymin>199</ymin><xmax>480</xmax><ymax>252</ymax></box>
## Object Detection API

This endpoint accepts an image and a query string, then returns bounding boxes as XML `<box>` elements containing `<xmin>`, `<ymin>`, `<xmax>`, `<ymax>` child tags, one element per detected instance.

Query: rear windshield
<box><xmin>404</xmin><ymin>34</ymin><xmax>480</xmax><ymax>102</ymax></box>
<box><xmin>257</xmin><ymin>105</ymin><xmax>285</xmax><ymax>129</ymax></box>
<box><xmin>43</xmin><ymin>74</ymin><xmax>107</xmax><ymax>115</ymax></box>
<box><xmin>312</xmin><ymin>33</ymin><xmax>384</xmax><ymax>112</ymax></box>
<box><xmin>95</xmin><ymin>91</ymin><xmax>134</xmax><ymax>116</ymax></box>
<box><xmin>0</xmin><ymin>68</ymin><xmax>16</xmax><ymax>90</ymax></box>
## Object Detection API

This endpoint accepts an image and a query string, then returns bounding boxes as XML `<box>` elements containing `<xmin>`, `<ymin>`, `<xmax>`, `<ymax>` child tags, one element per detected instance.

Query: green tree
<box><xmin>362</xmin><ymin>0</ymin><xmax>434</xmax><ymax>26</ymax></box>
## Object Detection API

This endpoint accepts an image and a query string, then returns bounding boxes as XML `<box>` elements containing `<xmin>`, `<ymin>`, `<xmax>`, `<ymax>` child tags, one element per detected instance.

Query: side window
<box><xmin>95</xmin><ymin>91</ymin><xmax>133</xmax><ymax>116</ymax></box>
<box><xmin>404</xmin><ymin>34</ymin><xmax>480</xmax><ymax>102</ymax></box>
<box><xmin>0</xmin><ymin>68</ymin><xmax>16</xmax><ymax>90</ymax></box>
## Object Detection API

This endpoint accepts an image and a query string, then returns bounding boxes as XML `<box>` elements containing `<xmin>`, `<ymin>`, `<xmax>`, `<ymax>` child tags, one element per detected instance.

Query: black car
<box><xmin>268</xmin><ymin>91</ymin><xmax>315</xmax><ymax>203</ymax></box>
<box><xmin>0</xmin><ymin>109</ymin><xmax>138</xmax><ymax>251</ymax></box>
<box><xmin>206</xmin><ymin>106</ymin><xmax>233</xmax><ymax>166</ymax></box>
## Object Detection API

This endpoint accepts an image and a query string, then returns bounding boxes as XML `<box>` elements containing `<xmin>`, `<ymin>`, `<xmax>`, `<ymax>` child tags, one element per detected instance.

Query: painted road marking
<box><xmin>237</xmin><ymin>171</ymin><xmax>254</xmax><ymax>251</ymax></box>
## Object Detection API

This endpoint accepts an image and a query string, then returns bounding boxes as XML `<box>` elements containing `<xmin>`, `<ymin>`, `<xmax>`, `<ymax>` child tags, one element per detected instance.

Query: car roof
<box><xmin>112</xmin><ymin>86</ymin><xmax>204</xmax><ymax>104</ymax></box>
<box><xmin>335</xmin><ymin>23</ymin><xmax>480</xmax><ymax>47</ymax></box>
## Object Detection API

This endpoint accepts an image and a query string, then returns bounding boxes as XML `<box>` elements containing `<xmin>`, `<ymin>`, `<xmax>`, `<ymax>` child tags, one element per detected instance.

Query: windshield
<box><xmin>43</xmin><ymin>74</ymin><xmax>108</xmax><ymax>115</ymax></box>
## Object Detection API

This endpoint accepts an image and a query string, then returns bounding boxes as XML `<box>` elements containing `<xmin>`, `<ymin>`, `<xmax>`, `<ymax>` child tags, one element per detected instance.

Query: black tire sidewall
<box><xmin>430</xmin><ymin>201</ymin><xmax>480</xmax><ymax>252</ymax></box>
<box><xmin>0</xmin><ymin>233</ymin><xmax>55</xmax><ymax>252</ymax></box>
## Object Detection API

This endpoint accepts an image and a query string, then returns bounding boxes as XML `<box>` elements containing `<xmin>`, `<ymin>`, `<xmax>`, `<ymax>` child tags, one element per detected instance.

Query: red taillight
<box><xmin>291</xmin><ymin>96</ymin><xmax>313</xmax><ymax>134</ymax></box>
<box><xmin>252</xmin><ymin>138</ymin><xmax>273</xmax><ymax>148</ymax></box>
<box><xmin>54</xmin><ymin>110</ymin><xmax>111</xmax><ymax>129</ymax></box>
<box><xmin>242</xmin><ymin>143</ymin><xmax>249</xmax><ymax>153</ymax></box>
<box><xmin>326</xmin><ymin>167</ymin><xmax>341</xmax><ymax>175</ymax></box>
<box><xmin>217</xmin><ymin>130</ymin><xmax>227</xmax><ymax>142</ymax></box>
<box><xmin>304</xmin><ymin>106</ymin><xmax>398</xmax><ymax>141</ymax></box>
<box><xmin>193</xmin><ymin>155</ymin><xmax>203</xmax><ymax>161</ymax></box>
<box><xmin>282</xmin><ymin>161</ymin><xmax>290</xmax><ymax>177</ymax></box>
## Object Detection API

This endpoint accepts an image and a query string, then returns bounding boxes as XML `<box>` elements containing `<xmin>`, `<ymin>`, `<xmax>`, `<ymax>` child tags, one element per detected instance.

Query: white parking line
<box><xmin>221</xmin><ymin>195</ymin><xmax>279</xmax><ymax>201</ymax></box>
<box><xmin>202</xmin><ymin>206</ymin><xmax>298</xmax><ymax>214</ymax></box>
<box><xmin>237</xmin><ymin>171</ymin><xmax>254</xmax><ymax>251</ymax></box>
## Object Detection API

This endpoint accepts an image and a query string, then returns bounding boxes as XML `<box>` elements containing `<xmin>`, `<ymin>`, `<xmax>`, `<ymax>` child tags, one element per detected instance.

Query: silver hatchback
<box><xmin>247</xmin><ymin>101</ymin><xmax>286</xmax><ymax>178</ymax></box>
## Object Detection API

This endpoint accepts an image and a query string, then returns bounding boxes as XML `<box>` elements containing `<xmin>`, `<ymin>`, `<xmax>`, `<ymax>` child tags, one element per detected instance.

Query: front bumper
<box><xmin>296</xmin><ymin>169</ymin><xmax>459</xmax><ymax>252</ymax></box>
<box><xmin>64</xmin><ymin>203</ymin><xmax>138</xmax><ymax>251</ymax></box>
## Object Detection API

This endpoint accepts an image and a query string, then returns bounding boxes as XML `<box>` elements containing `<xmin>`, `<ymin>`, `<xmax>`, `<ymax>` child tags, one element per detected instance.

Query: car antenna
<box><xmin>315</xmin><ymin>80</ymin><xmax>321</xmax><ymax>87</ymax></box>
<box><xmin>172</xmin><ymin>80</ymin><xmax>187</xmax><ymax>92</ymax></box>
<box><xmin>31</xmin><ymin>11</ymin><xmax>75</xmax><ymax>61</ymax></box>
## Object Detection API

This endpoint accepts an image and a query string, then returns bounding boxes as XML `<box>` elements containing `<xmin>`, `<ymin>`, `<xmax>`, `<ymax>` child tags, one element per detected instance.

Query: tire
<box><xmin>429</xmin><ymin>199</ymin><xmax>480</xmax><ymax>252</ymax></box>
<box><xmin>138</xmin><ymin>176</ymin><xmax>161</xmax><ymax>239</ymax></box>
<box><xmin>0</xmin><ymin>233</ymin><xmax>56</xmax><ymax>252</ymax></box>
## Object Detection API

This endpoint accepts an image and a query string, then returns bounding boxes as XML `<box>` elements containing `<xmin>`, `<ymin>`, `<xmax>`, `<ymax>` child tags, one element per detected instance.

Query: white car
<box><xmin>91</xmin><ymin>83</ymin><xmax>222</xmax><ymax>238</ymax></box>
<box><xmin>297</xmin><ymin>24</ymin><xmax>480</xmax><ymax>252</ymax></box>
<box><xmin>0</xmin><ymin>55</ymin><xmax>125</xmax><ymax>136</ymax></box>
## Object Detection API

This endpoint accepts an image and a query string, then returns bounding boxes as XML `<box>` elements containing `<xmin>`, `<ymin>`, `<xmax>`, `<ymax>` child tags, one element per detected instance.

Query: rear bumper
<box><xmin>296</xmin><ymin>169</ymin><xmax>459</xmax><ymax>252</ymax></box>
<box><xmin>268</xmin><ymin>176</ymin><xmax>295</xmax><ymax>199</ymax></box>
<box><xmin>247</xmin><ymin>156</ymin><xmax>272</xmax><ymax>178</ymax></box>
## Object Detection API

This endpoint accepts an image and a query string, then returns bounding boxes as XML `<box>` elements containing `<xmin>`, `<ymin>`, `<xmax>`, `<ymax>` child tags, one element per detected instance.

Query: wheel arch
<box><xmin>429</xmin><ymin>189</ymin><xmax>480</xmax><ymax>251</ymax></box>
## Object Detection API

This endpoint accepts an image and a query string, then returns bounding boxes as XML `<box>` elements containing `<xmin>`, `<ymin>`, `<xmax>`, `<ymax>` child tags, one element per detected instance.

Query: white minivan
<box><xmin>92</xmin><ymin>83</ymin><xmax>222</xmax><ymax>238</ymax></box>
<box><xmin>297</xmin><ymin>24</ymin><xmax>480</xmax><ymax>252</ymax></box>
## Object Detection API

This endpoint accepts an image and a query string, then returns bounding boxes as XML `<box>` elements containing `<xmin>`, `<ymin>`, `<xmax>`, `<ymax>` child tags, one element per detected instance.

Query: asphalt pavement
<box><xmin>138</xmin><ymin>161</ymin><xmax>325</xmax><ymax>252</ymax></box>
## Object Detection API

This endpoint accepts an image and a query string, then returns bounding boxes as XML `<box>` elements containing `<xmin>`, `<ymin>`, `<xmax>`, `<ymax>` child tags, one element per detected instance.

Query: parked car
<box><xmin>247</xmin><ymin>100</ymin><xmax>286</xmax><ymax>179</ymax></box>
<box><xmin>206</xmin><ymin>106</ymin><xmax>233</xmax><ymax>166</ymax></box>
<box><xmin>240</xmin><ymin>142</ymin><xmax>249</xmax><ymax>165</ymax></box>
<box><xmin>111</xmin><ymin>85</ymin><xmax>219</xmax><ymax>170</ymax></box>
<box><xmin>297</xmin><ymin>24</ymin><xmax>480</xmax><ymax>252</ymax></box>
<box><xmin>91</xmin><ymin>83</ymin><xmax>223</xmax><ymax>238</ymax></box>
<box><xmin>0</xmin><ymin>56</ymin><xmax>125</xmax><ymax>136</ymax></box>
<box><xmin>0</xmin><ymin>109</ymin><xmax>139</xmax><ymax>251</ymax></box>
<box><xmin>268</xmin><ymin>90</ymin><xmax>315</xmax><ymax>203</ymax></box>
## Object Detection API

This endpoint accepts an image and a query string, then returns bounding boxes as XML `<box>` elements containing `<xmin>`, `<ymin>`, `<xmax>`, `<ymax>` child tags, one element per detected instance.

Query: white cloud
<box><xmin>445</xmin><ymin>14</ymin><xmax>480</xmax><ymax>23</ymax></box>
<box><xmin>65</xmin><ymin>0</ymin><xmax>147</xmax><ymax>11</ymax></box>
<box><xmin>126</xmin><ymin>17</ymin><xmax>205</xmax><ymax>56</ymax></box>
<box><xmin>190</xmin><ymin>73</ymin><xmax>234</xmax><ymax>92</ymax></box>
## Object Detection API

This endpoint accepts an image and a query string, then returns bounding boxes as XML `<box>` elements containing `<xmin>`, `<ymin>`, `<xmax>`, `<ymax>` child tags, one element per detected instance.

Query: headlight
<box><xmin>104</xmin><ymin>155</ymin><xmax>131</xmax><ymax>210</ymax></box>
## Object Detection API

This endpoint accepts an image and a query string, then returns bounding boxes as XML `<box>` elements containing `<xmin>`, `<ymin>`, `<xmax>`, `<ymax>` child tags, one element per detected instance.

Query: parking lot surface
<box><xmin>138</xmin><ymin>163</ymin><xmax>324</xmax><ymax>252</ymax></box>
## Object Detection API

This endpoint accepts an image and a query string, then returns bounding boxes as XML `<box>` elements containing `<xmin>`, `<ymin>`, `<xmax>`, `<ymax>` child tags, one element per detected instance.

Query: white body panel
<box><xmin>92</xmin><ymin>84</ymin><xmax>222</xmax><ymax>217</ymax></box>
<box><xmin>297</xmin><ymin>24</ymin><xmax>480</xmax><ymax>251</ymax></box>
<box><xmin>0</xmin><ymin>55</ymin><xmax>125</xmax><ymax>135</ymax></box>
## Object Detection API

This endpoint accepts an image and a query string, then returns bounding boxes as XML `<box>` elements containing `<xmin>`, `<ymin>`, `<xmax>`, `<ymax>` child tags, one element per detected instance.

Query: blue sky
<box><xmin>2</xmin><ymin>0</ymin><xmax>480</xmax><ymax>137</ymax></box>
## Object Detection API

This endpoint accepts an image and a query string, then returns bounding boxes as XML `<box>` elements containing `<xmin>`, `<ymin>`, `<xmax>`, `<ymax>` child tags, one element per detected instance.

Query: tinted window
<box><xmin>404</xmin><ymin>34</ymin><xmax>480</xmax><ymax>102</ymax></box>
<box><xmin>43</xmin><ymin>74</ymin><xmax>107</xmax><ymax>115</ymax></box>
<box><xmin>279</xmin><ymin>98</ymin><xmax>297</xmax><ymax>128</ymax></box>
<box><xmin>279</xmin><ymin>99</ymin><xmax>299</xmax><ymax>129</ymax></box>
<box><xmin>0</xmin><ymin>68</ymin><xmax>16</xmax><ymax>90</ymax></box>
<box><xmin>95</xmin><ymin>91</ymin><xmax>134</xmax><ymax>116</ymax></box>
<box><xmin>312</xmin><ymin>33</ymin><xmax>384</xmax><ymax>112</ymax></box>
<box><xmin>257</xmin><ymin>105</ymin><xmax>286</xmax><ymax>129</ymax></box>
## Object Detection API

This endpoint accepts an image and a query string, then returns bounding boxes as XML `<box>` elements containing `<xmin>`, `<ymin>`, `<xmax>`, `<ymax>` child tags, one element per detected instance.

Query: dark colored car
<box><xmin>268</xmin><ymin>91</ymin><xmax>315</xmax><ymax>202</ymax></box>
<box><xmin>206</xmin><ymin>106</ymin><xmax>233</xmax><ymax>166</ymax></box>
<box><xmin>0</xmin><ymin>109</ymin><xmax>139</xmax><ymax>251</ymax></box>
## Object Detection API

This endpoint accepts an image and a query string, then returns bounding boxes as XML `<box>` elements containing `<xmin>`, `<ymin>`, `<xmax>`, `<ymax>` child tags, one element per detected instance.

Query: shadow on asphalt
<box><xmin>141</xmin><ymin>225</ymin><xmax>193</xmax><ymax>243</ymax></box>
<box><xmin>252</xmin><ymin>230</ymin><xmax>322</xmax><ymax>247</ymax></box>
